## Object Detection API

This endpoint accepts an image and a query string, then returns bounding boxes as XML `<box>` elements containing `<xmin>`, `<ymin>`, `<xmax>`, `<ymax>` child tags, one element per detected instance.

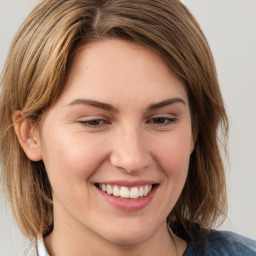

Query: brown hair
<box><xmin>0</xmin><ymin>0</ymin><xmax>228</xmax><ymax>240</ymax></box>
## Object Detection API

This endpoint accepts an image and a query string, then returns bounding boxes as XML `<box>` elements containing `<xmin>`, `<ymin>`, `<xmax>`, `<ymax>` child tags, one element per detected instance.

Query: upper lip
<box><xmin>94</xmin><ymin>180</ymin><xmax>158</xmax><ymax>187</ymax></box>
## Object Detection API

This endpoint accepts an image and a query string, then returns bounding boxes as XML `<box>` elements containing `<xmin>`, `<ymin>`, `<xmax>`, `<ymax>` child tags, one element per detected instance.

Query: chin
<box><xmin>102</xmin><ymin>223</ymin><xmax>155</xmax><ymax>246</ymax></box>
<box><xmin>108</xmin><ymin>234</ymin><xmax>149</xmax><ymax>246</ymax></box>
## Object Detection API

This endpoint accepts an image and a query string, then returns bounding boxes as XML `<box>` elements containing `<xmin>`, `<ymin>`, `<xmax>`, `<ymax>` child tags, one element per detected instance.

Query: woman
<box><xmin>0</xmin><ymin>0</ymin><xmax>255</xmax><ymax>255</ymax></box>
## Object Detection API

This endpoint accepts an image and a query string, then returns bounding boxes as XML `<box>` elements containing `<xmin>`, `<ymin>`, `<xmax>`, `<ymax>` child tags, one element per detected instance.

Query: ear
<box><xmin>13</xmin><ymin>111</ymin><xmax>42</xmax><ymax>161</ymax></box>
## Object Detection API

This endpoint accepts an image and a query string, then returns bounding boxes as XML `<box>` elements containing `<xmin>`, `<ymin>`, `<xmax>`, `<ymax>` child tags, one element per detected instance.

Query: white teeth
<box><xmin>138</xmin><ymin>187</ymin><xmax>144</xmax><ymax>197</ymax></box>
<box><xmin>143</xmin><ymin>184</ymin><xmax>152</xmax><ymax>196</ymax></box>
<box><xmin>130</xmin><ymin>187</ymin><xmax>139</xmax><ymax>199</ymax></box>
<box><xmin>107</xmin><ymin>185</ymin><xmax>113</xmax><ymax>195</ymax></box>
<box><xmin>113</xmin><ymin>185</ymin><xmax>120</xmax><ymax>197</ymax></box>
<box><xmin>120</xmin><ymin>186</ymin><xmax>130</xmax><ymax>198</ymax></box>
<box><xmin>98</xmin><ymin>184</ymin><xmax>153</xmax><ymax>199</ymax></box>
<box><xmin>143</xmin><ymin>185</ymin><xmax>149</xmax><ymax>196</ymax></box>
<box><xmin>148</xmin><ymin>184</ymin><xmax>152</xmax><ymax>193</ymax></box>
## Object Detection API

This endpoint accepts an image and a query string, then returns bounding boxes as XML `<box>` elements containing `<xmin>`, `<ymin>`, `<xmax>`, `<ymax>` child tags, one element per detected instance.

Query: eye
<box><xmin>147</xmin><ymin>116</ymin><xmax>177</xmax><ymax>126</ymax></box>
<box><xmin>77</xmin><ymin>119</ymin><xmax>109</xmax><ymax>128</ymax></box>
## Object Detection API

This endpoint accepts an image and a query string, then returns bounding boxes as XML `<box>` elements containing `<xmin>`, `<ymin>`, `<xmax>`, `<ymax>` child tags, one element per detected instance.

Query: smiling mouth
<box><xmin>95</xmin><ymin>183</ymin><xmax>157</xmax><ymax>199</ymax></box>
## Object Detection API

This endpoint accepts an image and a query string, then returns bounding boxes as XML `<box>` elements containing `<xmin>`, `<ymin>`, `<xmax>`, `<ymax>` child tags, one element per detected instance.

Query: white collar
<box><xmin>37</xmin><ymin>237</ymin><xmax>49</xmax><ymax>256</ymax></box>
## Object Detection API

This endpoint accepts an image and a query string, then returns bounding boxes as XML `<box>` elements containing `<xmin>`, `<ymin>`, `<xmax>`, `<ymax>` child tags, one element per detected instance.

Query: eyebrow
<box><xmin>67</xmin><ymin>98</ymin><xmax>118</xmax><ymax>112</ymax></box>
<box><xmin>67</xmin><ymin>97</ymin><xmax>186</xmax><ymax>112</ymax></box>
<box><xmin>148</xmin><ymin>98</ymin><xmax>186</xmax><ymax>110</ymax></box>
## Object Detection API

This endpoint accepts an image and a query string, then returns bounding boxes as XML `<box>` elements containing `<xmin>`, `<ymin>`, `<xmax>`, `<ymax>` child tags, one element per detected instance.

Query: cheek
<box><xmin>149</xmin><ymin>132</ymin><xmax>192</xmax><ymax>216</ymax></box>
<box><xmin>40</xmin><ymin>132</ymin><xmax>110</xmax><ymax>215</ymax></box>
<box><xmin>152</xmin><ymin>132</ymin><xmax>192</xmax><ymax>177</ymax></box>
<box><xmin>40</xmin><ymin>131</ymin><xmax>108</xmax><ymax>188</ymax></box>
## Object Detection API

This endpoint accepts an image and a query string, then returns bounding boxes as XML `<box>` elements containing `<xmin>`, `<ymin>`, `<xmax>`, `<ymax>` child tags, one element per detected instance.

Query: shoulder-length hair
<box><xmin>0</xmin><ymin>0</ymin><xmax>228</xmax><ymax>240</ymax></box>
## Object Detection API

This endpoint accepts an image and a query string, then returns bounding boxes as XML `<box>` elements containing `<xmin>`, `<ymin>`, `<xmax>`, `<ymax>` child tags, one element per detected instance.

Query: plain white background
<box><xmin>0</xmin><ymin>0</ymin><xmax>255</xmax><ymax>255</ymax></box>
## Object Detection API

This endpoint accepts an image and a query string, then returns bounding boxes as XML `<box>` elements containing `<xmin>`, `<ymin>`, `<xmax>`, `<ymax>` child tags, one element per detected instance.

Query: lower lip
<box><xmin>96</xmin><ymin>185</ymin><xmax>158</xmax><ymax>211</ymax></box>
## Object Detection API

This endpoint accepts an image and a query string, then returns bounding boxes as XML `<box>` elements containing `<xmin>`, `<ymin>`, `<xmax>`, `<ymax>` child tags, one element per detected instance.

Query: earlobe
<box><xmin>13</xmin><ymin>111</ymin><xmax>42</xmax><ymax>161</ymax></box>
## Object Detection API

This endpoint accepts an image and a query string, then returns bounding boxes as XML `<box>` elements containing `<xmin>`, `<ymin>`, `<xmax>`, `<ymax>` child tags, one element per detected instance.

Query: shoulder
<box><xmin>184</xmin><ymin>229</ymin><xmax>256</xmax><ymax>256</ymax></box>
<box><xmin>205</xmin><ymin>230</ymin><xmax>256</xmax><ymax>255</ymax></box>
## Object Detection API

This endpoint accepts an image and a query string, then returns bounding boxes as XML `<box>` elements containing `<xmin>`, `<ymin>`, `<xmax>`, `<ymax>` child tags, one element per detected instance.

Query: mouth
<box><xmin>95</xmin><ymin>183</ymin><xmax>158</xmax><ymax>199</ymax></box>
<box><xmin>94</xmin><ymin>182</ymin><xmax>159</xmax><ymax>211</ymax></box>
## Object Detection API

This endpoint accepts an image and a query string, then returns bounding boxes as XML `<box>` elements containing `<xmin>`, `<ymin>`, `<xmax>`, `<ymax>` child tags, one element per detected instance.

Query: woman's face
<box><xmin>37</xmin><ymin>39</ymin><xmax>194</xmax><ymax>244</ymax></box>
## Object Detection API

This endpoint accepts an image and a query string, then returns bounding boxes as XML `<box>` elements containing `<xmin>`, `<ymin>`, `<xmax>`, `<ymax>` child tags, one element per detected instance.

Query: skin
<box><xmin>16</xmin><ymin>39</ymin><xmax>195</xmax><ymax>256</ymax></box>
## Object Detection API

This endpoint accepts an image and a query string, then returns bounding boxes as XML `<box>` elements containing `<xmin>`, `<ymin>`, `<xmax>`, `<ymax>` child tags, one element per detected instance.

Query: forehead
<box><xmin>57</xmin><ymin>39</ymin><xmax>188</xmax><ymax>107</ymax></box>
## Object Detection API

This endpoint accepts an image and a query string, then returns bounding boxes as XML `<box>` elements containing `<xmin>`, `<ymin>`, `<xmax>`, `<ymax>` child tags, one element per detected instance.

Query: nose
<box><xmin>110</xmin><ymin>126</ymin><xmax>152</xmax><ymax>173</ymax></box>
